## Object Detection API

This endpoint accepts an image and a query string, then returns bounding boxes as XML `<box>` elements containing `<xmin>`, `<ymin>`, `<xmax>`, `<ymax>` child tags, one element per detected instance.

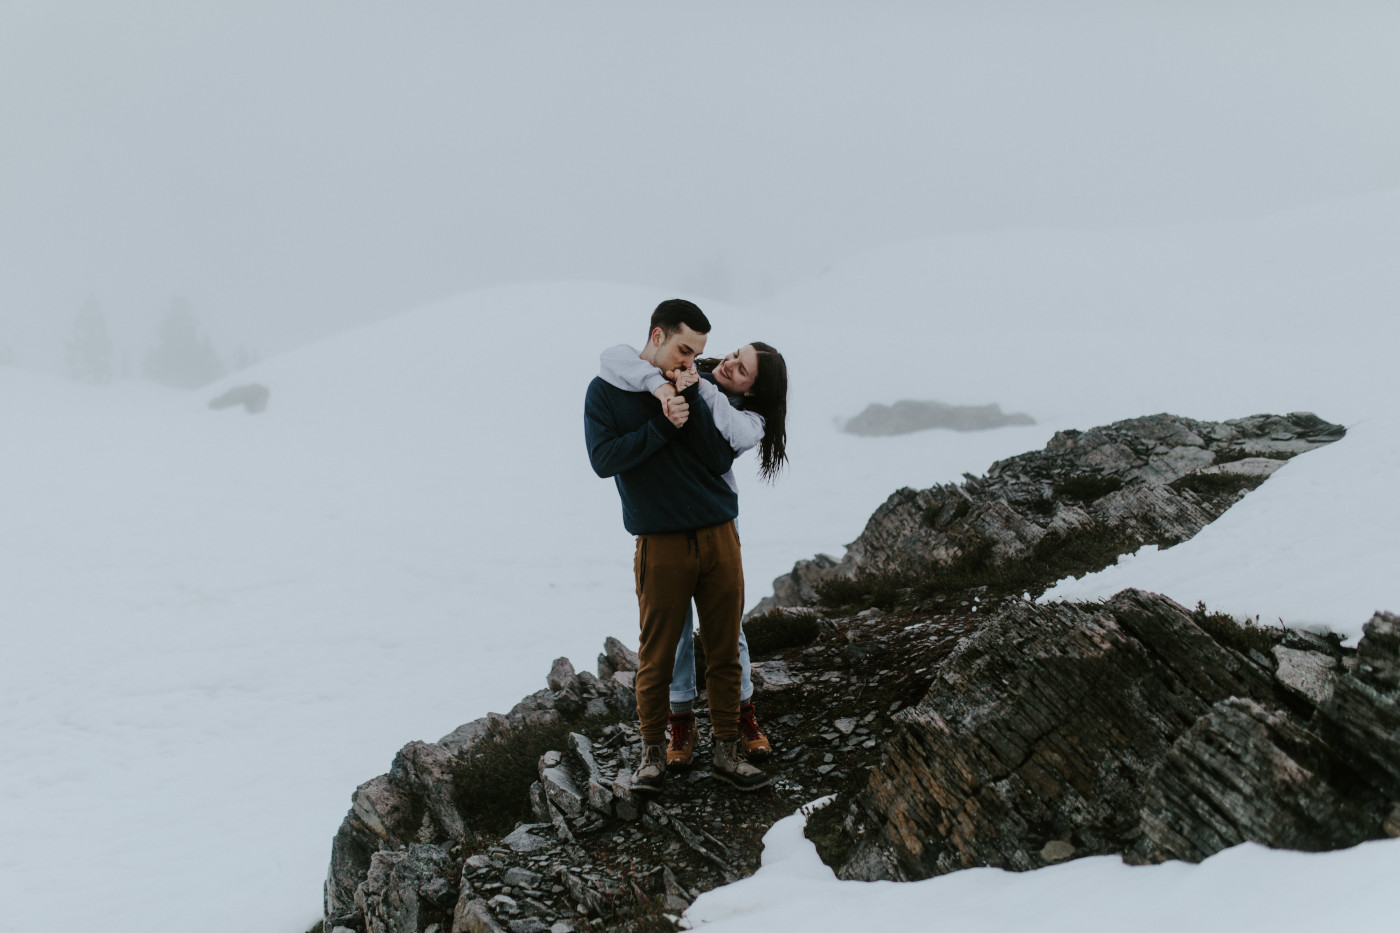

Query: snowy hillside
<box><xmin>3</xmin><ymin>192</ymin><xmax>1400</xmax><ymax>932</ymax></box>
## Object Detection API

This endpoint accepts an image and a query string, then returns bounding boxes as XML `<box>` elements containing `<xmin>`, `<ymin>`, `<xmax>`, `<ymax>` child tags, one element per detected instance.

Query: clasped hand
<box><xmin>653</xmin><ymin>364</ymin><xmax>699</xmax><ymax>427</ymax></box>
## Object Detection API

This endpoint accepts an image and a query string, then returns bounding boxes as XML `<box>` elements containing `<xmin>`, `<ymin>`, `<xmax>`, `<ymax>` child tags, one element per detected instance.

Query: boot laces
<box><xmin>738</xmin><ymin>707</ymin><xmax>765</xmax><ymax>741</ymax></box>
<box><xmin>668</xmin><ymin>714</ymin><xmax>694</xmax><ymax>752</ymax></box>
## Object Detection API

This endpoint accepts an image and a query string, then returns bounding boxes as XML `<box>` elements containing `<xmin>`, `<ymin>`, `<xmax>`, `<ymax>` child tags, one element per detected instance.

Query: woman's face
<box><xmin>713</xmin><ymin>345</ymin><xmax>759</xmax><ymax>395</ymax></box>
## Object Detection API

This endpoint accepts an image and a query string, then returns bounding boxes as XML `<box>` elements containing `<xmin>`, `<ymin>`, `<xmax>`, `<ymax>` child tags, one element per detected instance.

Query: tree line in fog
<box><xmin>62</xmin><ymin>298</ymin><xmax>256</xmax><ymax>389</ymax></box>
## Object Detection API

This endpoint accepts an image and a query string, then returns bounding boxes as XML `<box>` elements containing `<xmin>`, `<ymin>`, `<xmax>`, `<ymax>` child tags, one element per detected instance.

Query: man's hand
<box><xmin>652</xmin><ymin>383</ymin><xmax>678</xmax><ymax>403</ymax></box>
<box><xmin>663</xmin><ymin>395</ymin><xmax>690</xmax><ymax>428</ymax></box>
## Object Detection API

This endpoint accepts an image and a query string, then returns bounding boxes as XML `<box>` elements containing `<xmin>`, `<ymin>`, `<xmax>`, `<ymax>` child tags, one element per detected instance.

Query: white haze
<box><xmin>3</xmin><ymin>1</ymin><xmax>1400</xmax><ymax>366</ymax></box>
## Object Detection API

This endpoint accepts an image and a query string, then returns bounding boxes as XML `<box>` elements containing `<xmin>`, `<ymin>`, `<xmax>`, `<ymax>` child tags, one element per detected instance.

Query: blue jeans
<box><xmin>671</xmin><ymin>602</ymin><xmax>753</xmax><ymax>704</ymax></box>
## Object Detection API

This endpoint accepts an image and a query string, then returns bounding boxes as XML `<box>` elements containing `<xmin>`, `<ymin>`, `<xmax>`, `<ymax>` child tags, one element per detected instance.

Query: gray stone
<box><xmin>452</xmin><ymin>898</ymin><xmax>506</xmax><ymax>933</ymax></box>
<box><xmin>547</xmin><ymin>657</ymin><xmax>578</xmax><ymax>694</ymax></box>
<box><xmin>487</xmin><ymin>894</ymin><xmax>518</xmax><ymax>913</ymax></box>
<box><xmin>1039</xmin><ymin>840</ymin><xmax>1076</xmax><ymax>863</ymax></box>
<box><xmin>662</xmin><ymin>865</ymin><xmax>691</xmax><ymax>911</ymax></box>
<box><xmin>439</xmin><ymin>717</ymin><xmax>492</xmax><ymax>754</ymax></box>
<box><xmin>1273</xmin><ymin>646</ymin><xmax>1339</xmax><ymax>706</ymax></box>
<box><xmin>540</xmin><ymin>767</ymin><xmax>584</xmax><ymax>819</ymax></box>
<box><xmin>750</xmin><ymin>660</ymin><xmax>799</xmax><ymax>692</ymax></box>
<box><xmin>610</xmin><ymin>670</ymin><xmax>636</xmax><ymax>691</ymax></box>
<box><xmin>612</xmin><ymin>769</ymin><xmax>640</xmax><ymax>822</ymax></box>
<box><xmin>528</xmin><ymin>781</ymin><xmax>550</xmax><ymax>823</ymax></box>
<box><xmin>325</xmin><ymin>810</ymin><xmax>382</xmax><ymax>928</ymax></box>
<box><xmin>833</xmin><ymin>718</ymin><xmax>857</xmax><ymax>735</ymax></box>
<box><xmin>357</xmin><ymin>844</ymin><xmax>455</xmax><ymax>933</ymax></box>
<box><xmin>602</xmin><ymin>636</ymin><xmax>640</xmax><ymax>674</ymax></box>
<box><xmin>586</xmin><ymin>779</ymin><xmax>613</xmax><ymax>816</ymax></box>
<box><xmin>390</xmin><ymin>741</ymin><xmax>467</xmax><ymax>841</ymax></box>
<box><xmin>352</xmin><ymin>774</ymin><xmax>414</xmax><ymax>841</ymax></box>
<box><xmin>502</xmin><ymin>824</ymin><xmax>552</xmax><ymax>853</ymax></box>
<box><xmin>1197</xmin><ymin>457</ymin><xmax>1286</xmax><ymax>479</ymax></box>
<box><xmin>502</xmin><ymin>867</ymin><xmax>542</xmax><ymax>889</ymax></box>
<box><xmin>207</xmin><ymin>382</ymin><xmax>270</xmax><ymax>413</ymax></box>
<box><xmin>566</xmin><ymin>734</ymin><xmax>602</xmax><ymax>782</ymax></box>
<box><xmin>507</xmin><ymin>921</ymin><xmax>549</xmax><ymax>933</ymax></box>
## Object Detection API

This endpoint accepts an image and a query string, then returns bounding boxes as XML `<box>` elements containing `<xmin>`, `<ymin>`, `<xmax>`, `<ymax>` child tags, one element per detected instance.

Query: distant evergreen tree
<box><xmin>232</xmin><ymin>345</ymin><xmax>260</xmax><ymax>371</ymax></box>
<box><xmin>67</xmin><ymin>297</ymin><xmax>114</xmax><ymax>384</ymax></box>
<box><xmin>143</xmin><ymin>298</ymin><xmax>226</xmax><ymax>389</ymax></box>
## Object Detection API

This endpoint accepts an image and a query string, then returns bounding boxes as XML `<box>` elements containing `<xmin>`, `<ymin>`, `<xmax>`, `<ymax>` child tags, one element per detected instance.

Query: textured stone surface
<box><xmin>751</xmin><ymin>412</ymin><xmax>1345</xmax><ymax>616</ymax></box>
<box><xmin>1318</xmin><ymin>611</ymin><xmax>1400</xmax><ymax>785</ymax></box>
<box><xmin>833</xmin><ymin>590</ymin><xmax>1274</xmax><ymax>881</ymax></box>
<box><xmin>1135</xmin><ymin>698</ymin><xmax>1386</xmax><ymax>863</ymax></box>
<box><xmin>357</xmin><ymin>844</ymin><xmax>456</xmax><ymax>933</ymax></box>
<box><xmin>391</xmin><ymin>741</ymin><xmax>467</xmax><ymax>841</ymax></box>
<box><xmin>1273</xmin><ymin>646</ymin><xmax>1339</xmax><ymax>706</ymax></box>
<box><xmin>825</xmin><ymin>591</ymin><xmax>1400</xmax><ymax>882</ymax></box>
<box><xmin>452</xmin><ymin>898</ymin><xmax>506</xmax><ymax>933</ymax></box>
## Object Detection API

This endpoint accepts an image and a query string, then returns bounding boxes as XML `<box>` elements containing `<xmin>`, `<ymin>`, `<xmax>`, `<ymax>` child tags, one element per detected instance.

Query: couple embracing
<box><xmin>583</xmin><ymin>299</ymin><xmax>789</xmax><ymax>794</ymax></box>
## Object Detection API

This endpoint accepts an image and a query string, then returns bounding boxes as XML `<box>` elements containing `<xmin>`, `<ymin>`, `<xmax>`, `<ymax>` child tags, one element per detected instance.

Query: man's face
<box><xmin>651</xmin><ymin>323</ymin><xmax>707</xmax><ymax>374</ymax></box>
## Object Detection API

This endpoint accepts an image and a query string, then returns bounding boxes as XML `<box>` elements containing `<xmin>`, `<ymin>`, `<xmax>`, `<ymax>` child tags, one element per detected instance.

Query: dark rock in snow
<box><xmin>841</xmin><ymin>399</ymin><xmax>1035</xmax><ymax>436</ymax></box>
<box><xmin>207</xmin><ymin>382</ymin><xmax>270</xmax><ymax>414</ymax></box>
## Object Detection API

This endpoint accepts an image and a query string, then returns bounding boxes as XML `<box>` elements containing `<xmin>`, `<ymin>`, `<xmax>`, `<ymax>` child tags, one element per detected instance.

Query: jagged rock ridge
<box><xmin>750</xmin><ymin>411</ymin><xmax>1345</xmax><ymax>617</ymax></box>
<box><xmin>821</xmin><ymin>596</ymin><xmax>1400</xmax><ymax>880</ymax></box>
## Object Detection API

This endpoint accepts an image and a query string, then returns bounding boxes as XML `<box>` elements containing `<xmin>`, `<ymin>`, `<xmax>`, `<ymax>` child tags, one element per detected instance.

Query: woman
<box><xmin>598</xmin><ymin>341</ymin><xmax>789</xmax><ymax>767</ymax></box>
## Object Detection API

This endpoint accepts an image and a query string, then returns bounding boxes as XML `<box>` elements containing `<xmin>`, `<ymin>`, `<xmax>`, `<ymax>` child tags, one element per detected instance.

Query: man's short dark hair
<box><xmin>650</xmin><ymin>298</ymin><xmax>711</xmax><ymax>340</ymax></box>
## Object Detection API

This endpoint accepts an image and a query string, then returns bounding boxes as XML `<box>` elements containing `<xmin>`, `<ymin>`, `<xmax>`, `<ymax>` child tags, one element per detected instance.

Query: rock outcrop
<box><xmin>841</xmin><ymin>400</ymin><xmax>1035</xmax><ymax>436</ymax></box>
<box><xmin>750</xmin><ymin>412</ymin><xmax>1345</xmax><ymax>618</ymax></box>
<box><xmin>207</xmin><ymin>383</ymin><xmax>270</xmax><ymax>413</ymax></box>
<box><xmin>322</xmin><ymin>664</ymin><xmax>638</xmax><ymax>932</ymax></box>
<box><xmin>820</xmin><ymin>599</ymin><xmax>1400</xmax><ymax>880</ymax></box>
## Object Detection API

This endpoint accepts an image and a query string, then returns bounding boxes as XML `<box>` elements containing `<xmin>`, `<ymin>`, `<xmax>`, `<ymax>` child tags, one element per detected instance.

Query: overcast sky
<box><xmin>3</xmin><ymin>1</ymin><xmax>1398</xmax><ymax>368</ymax></box>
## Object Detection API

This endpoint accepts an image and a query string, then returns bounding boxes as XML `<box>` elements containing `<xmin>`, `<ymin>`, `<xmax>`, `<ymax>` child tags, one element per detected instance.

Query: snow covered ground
<box><xmin>4</xmin><ymin>191</ymin><xmax>1400</xmax><ymax>931</ymax></box>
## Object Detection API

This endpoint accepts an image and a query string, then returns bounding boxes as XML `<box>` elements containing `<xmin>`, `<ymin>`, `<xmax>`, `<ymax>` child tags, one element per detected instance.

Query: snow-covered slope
<box><xmin>3</xmin><ymin>192</ymin><xmax>1399</xmax><ymax>932</ymax></box>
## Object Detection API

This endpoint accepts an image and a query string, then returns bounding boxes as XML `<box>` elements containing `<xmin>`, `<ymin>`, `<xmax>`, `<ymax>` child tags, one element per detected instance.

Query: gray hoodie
<box><xmin>598</xmin><ymin>344</ymin><xmax>764</xmax><ymax>494</ymax></box>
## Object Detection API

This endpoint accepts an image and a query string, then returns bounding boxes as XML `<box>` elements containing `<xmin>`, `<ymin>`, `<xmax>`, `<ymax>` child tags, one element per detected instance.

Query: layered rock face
<box><xmin>322</xmin><ymin>661</ymin><xmax>637</xmax><ymax>933</ymax></box>
<box><xmin>750</xmin><ymin>412</ymin><xmax>1345</xmax><ymax>617</ymax></box>
<box><xmin>825</xmin><ymin>596</ymin><xmax>1400</xmax><ymax>881</ymax></box>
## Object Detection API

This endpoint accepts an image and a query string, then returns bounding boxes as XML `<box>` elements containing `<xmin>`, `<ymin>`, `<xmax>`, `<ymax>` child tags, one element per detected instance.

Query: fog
<box><xmin>3</xmin><ymin>1</ymin><xmax>1398</xmax><ymax>369</ymax></box>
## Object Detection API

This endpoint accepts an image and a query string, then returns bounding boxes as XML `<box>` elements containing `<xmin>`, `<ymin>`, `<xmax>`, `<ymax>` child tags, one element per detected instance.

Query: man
<box><xmin>584</xmin><ymin>298</ymin><xmax>769</xmax><ymax>793</ymax></box>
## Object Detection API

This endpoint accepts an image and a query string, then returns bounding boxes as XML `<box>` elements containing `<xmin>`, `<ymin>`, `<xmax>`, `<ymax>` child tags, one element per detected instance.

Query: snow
<box><xmin>686</xmin><ymin>806</ymin><xmax>1400</xmax><ymax>933</ymax></box>
<box><xmin>4</xmin><ymin>192</ymin><xmax>1400</xmax><ymax>932</ymax></box>
<box><xmin>1040</xmin><ymin>413</ymin><xmax>1400</xmax><ymax>644</ymax></box>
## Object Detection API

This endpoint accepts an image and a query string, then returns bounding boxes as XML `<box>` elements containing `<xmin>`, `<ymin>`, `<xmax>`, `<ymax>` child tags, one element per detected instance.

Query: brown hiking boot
<box><xmin>667</xmin><ymin>712</ymin><xmax>696</xmax><ymax>768</ymax></box>
<box><xmin>738</xmin><ymin>702</ymin><xmax>772</xmax><ymax>760</ymax></box>
<box><xmin>632</xmin><ymin>742</ymin><xmax>667</xmax><ymax>794</ymax></box>
<box><xmin>712</xmin><ymin>737</ymin><xmax>771</xmax><ymax>791</ymax></box>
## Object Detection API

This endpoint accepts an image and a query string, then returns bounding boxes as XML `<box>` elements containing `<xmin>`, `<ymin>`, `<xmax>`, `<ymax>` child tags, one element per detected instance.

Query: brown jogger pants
<box><xmin>633</xmin><ymin>520</ymin><xmax>744</xmax><ymax>744</ymax></box>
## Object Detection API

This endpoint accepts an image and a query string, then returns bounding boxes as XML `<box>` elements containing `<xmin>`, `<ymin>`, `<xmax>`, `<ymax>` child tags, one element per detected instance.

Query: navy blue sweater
<box><xmin>584</xmin><ymin>375</ymin><xmax>739</xmax><ymax>535</ymax></box>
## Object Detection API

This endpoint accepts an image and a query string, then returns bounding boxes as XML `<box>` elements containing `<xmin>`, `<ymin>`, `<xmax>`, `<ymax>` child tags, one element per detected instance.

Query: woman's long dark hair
<box><xmin>698</xmin><ymin>341</ymin><xmax>788</xmax><ymax>482</ymax></box>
